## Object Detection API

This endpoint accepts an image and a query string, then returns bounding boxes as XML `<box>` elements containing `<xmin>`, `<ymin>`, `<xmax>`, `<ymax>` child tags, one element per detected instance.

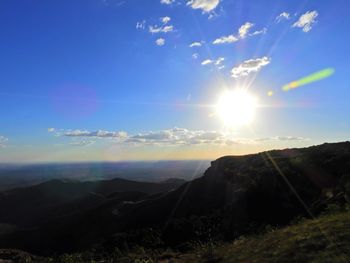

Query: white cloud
<box><xmin>231</xmin><ymin>56</ymin><xmax>271</xmax><ymax>78</ymax></box>
<box><xmin>192</xmin><ymin>53</ymin><xmax>199</xmax><ymax>59</ymax></box>
<box><xmin>70</xmin><ymin>140</ymin><xmax>95</xmax><ymax>147</ymax></box>
<box><xmin>0</xmin><ymin>136</ymin><xmax>8</xmax><ymax>148</ymax></box>
<box><xmin>136</xmin><ymin>20</ymin><xmax>146</xmax><ymax>30</ymax></box>
<box><xmin>213</xmin><ymin>22</ymin><xmax>264</xmax><ymax>45</ymax></box>
<box><xmin>238</xmin><ymin>22</ymin><xmax>254</xmax><ymax>38</ymax></box>
<box><xmin>250</xmin><ymin>27</ymin><xmax>267</xmax><ymax>36</ymax></box>
<box><xmin>160</xmin><ymin>16</ymin><xmax>171</xmax><ymax>24</ymax></box>
<box><xmin>63</xmin><ymin>129</ymin><xmax>128</xmax><ymax>138</ymax></box>
<box><xmin>189</xmin><ymin>41</ymin><xmax>202</xmax><ymax>47</ymax></box>
<box><xmin>51</xmin><ymin>127</ymin><xmax>308</xmax><ymax>147</ymax></box>
<box><xmin>187</xmin><ymin>0</ymin><xmax>220</xmax><ymax>13</ymax></box>
<box><xmin>255</xmin><ymin>136</ymin><xmax>307</xmax><ymax>142</ymax></box>
<box><xmin>155</xmin><ymin>38</ymin><xmax>165</xmax><ymax>46</ymax></box>
<box><xmin>275</xmin><ymin>12</ymin><xmax>290</xmax><ymax>23</ymax></box>
<box><xmin>214</xmin><ymin>57</ymin><xmax>224</xmax><ymax>65</ymax></box>
<box><xmin>201</xmin><ymin>57</ymin><xmax>225</xmax><ymax>66</ymax></box>
<box><xmin>48</xmin><ymin>128</ymin><xmax>55</xmax><ymax>132</ymax></box>
<box><xmin>201</xmin><ymin>59</ymin><xmax>213</xmax><ymax>65</ymax></box>
<box><xmin>126</xmin><ymin>128</ymin><xmax>233</xmax><ymax>146</ymax></box>
<box><xmin>274</xmin><ymin>136</ymin><xmax>307</xmax><ymax>141</ymax></box>
<box><xmin>161</xmin><ymin>0</ymin><xmax>176</xmax><ymax>5</ymax></box>
<box><xmin>293</xmin><ymin>10</ymin><xmax>318</xmax><ymax>32</ymax></box>
<box><xmin>149</xmin><ymin>24</ymin><xmax>174</xmax><ymax>33</ymax></box>
<box><xmin>213</xmin><ymin>35</ymin><xmax>238</xmax><ymax>45</ymax></box>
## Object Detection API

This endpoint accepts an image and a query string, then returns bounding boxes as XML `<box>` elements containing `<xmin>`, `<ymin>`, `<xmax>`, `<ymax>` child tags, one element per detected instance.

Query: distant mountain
<box><xmin>0</xmin><ymin>160</ymin><xmax>208</xmax><ymax>191</ymax></box>
<box><xmin>0</xmin><ymin>177</ymin><xmax>185</xmax><ymax>227</ymax></box>
<box><xmin>0</xmin><ymin>142</ymin><xmax>349</xmax><ymax>255</ymax></box>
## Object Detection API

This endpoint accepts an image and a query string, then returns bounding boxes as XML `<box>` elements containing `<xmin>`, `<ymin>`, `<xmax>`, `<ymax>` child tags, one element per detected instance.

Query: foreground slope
<box><xmin>1</xmin><ymin>210</ymin><xmax>350</xmax><ymax>262</ymax></box>
<box><xmin>179</xmin><ymin>210</ymin><xmax>350</xmax><ymax>263</ymax></box>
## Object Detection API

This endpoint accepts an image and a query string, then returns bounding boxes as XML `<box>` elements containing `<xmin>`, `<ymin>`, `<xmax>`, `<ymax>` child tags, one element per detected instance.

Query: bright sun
<box><xmin>216</xmin><ymin>89</ymin><xmax>257</xmax><ymax>127</ymax></box>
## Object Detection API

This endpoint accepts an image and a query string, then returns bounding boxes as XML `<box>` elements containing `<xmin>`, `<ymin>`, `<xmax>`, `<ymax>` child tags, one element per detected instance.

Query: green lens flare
<box><xmin>282</xmin><ymin>68</ymin><xmax>335</xmax><ymax>92</ymax></box>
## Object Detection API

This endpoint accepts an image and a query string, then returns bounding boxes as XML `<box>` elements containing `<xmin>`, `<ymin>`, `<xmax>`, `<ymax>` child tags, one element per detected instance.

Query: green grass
<box><xmin>2</xmin><ymin>211</ymin><xmax>350</xmax><ymax>262</ymax></box>
<box><xmin>179</xmin><ymin>211</ymin><xmax>350</xmax><ymax>263</ymax></box>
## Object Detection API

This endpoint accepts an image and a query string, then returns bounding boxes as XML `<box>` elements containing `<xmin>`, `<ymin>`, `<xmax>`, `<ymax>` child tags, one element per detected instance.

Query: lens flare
<box><xmin>282</xmin><ymin>68</ymin><xmax>335</xmax><ymax>92</ymax></box>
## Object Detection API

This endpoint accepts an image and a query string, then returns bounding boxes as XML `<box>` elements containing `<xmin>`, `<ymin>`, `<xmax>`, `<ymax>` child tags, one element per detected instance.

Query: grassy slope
<box><xmin>1</xmin><ymin>211</ymin><xmax>350</xmax><ymax>262</ymax></box>
<box><xmin>178</xmin><ymin>211</ymin><xmax>350</xmax><ymax>263</ymax></box>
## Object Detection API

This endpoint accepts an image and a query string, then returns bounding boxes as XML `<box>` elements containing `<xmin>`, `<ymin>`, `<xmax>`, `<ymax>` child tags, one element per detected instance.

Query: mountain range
<box><xmin>0</xmin><ymin>142</ymin><xmax>349</xmax><ymax>256</ymax></box>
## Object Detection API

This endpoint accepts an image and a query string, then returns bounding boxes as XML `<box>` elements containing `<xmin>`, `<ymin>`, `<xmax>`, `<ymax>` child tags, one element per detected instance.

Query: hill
<box><xmin>0</xmin><ymin>160</ymin><xmax>206</xmax><ymax>191</ymax></box>
<box><xmin>0</xmin><ymin>142</ymin><xmax>349</xmax><ymax>256</ymax></box>
<box><xmin>0</xmin><ymin>177</ymin><xmax>185</xmax><ymax>228</ymax></box>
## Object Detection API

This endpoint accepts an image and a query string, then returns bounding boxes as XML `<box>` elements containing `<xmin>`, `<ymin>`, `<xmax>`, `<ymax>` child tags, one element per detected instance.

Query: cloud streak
<box><xmin>63</xmin><ymin>130</ymin><xmax>128</xmax><ymax>138</ymax></box>
<box><xmin>69</xmin><ymin>140</ymin><xmax>96</xmax><ymax>147</ymax></box>
<box><xmin>0</xmin><ymin>136</ymin><xmax>8</xmax><ymax>148</ymax></box>
<box><xmin>161</xmin><ymin>0</ymin><xmax>176</xmax><ymax>5</ymax></box>
<box><xmin>189</xmin><ymin>41</ymin><xmax>203</xmax><ymax>47</ymax></box>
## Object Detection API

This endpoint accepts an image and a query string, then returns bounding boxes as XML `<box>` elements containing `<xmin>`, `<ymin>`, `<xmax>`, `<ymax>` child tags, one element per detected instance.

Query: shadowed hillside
<box><xmin>0</xmin><ymin>142</ymin><xmax>349</xmax><ymax>256</ymax></box>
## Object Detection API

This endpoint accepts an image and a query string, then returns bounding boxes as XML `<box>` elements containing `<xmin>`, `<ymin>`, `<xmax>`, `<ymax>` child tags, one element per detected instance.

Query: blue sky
<box><xmin>0</xmin><ymin>0</ymin><xmax>349</xmax><ymax>162</ymax></box>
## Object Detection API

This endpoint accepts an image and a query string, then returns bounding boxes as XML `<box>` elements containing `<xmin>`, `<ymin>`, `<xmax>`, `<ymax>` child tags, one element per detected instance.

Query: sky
<box><xmin>0</xmin><ymin>0</ymin><xmax>349</xmax><ymax>162</ymax></box>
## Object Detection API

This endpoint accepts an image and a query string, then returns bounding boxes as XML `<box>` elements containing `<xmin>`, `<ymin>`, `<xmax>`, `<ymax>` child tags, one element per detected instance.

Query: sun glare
<box><xmin>216</xmin><ymin>89</ymin><xmax>257</xmax><ymax>127</ymax></box>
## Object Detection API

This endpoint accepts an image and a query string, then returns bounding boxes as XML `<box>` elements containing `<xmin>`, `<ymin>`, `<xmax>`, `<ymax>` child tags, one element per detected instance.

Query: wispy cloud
<box><xmin>213</xmin><ymin>22</ymin><xmax>266</xmax><ymax>45</ymax></box>
<box><xmin>213</xmin><ymin>35</ymin><xmax>238</xmax><ymax>44</ymax></box>
<box><xmin>189</xmin><ymin>41</ymin><xmax>203</xmax><ymax>47</ymax></box>
<box><xmin>0</xmin><ymin>136</ymin><xmax>8</xmax><ymax>148</ymax></box>
<box><xmin>160</xmin><ymin>16</ymin><xmax>171</xmax><ymax>24</ymax></box>
<box><xmin>50</xmin><ymin>128</ymin><xmax>307</xmax><ymax>147</ymax></box>
<box><xmin>249</xmin><ymin>27</ymin><xmax>267</xmax><ymax>36</ymax></box>
<box><xmin>201</xmin><ymin>57</ymin><xmax>225</xmax><ymax>67</ymax></box>
<box><xmin>142</xmin><ymin>16</ymin><xmax>174</xmax><ymax>34</ymax></box>
<box><xmin>149</xmin><ymin>25</ymin><xmax>174</xmax><ymax>33</ymax></box>
<box><xmin>214</xmin><ymin>57</ymin><xmax>224</xmax><ymax>65</ymax></box>
<box><xmin>69</xmin><ymin>140</ymin><xmax>95</xmax><ymax>147</ymax></box>
<box><xmin>293</xmin><ymin>10</ymin><xmax>318</xmax><ymax>32</ymax></box>
<box><xmin>160</xmin><ymin>0</ymin><xmax>176</xmax><ymax>5</ymax></box>
<box><xmin>192</xmin><ymin>53</ymin><xmax>199</xmax><ymax>59</ymax></box>
<box><xmin>201</xmin><ymin>59</ymin><xmax>213</xmax><ymax>65</ymax></box>
<box><xmin>238</xmin><ymin>22</ymin><xmax>254</xmax><ymax>38</ymax></box>
<box><xmin>186</xmin><ymin>0</ymin><xmax>220</xmax><ymax>13</ymax></box>
<box><xmin>255</xmin><ymin>136</ymin><xmax>308</xmax><ymax>142</ymax></box>
<box><xmin>63</xmin><ymin>129</ymin><xmax>128</xmax><ymax>138</ymax></box>
<box><xmin>126</xmin><ymin>128</ymin><xmax>239</xmax><ymax>146</ymax></box>
<box><xmin>274</xmin><ymin>136</ymin><xmax>307</xmax><ymax>141</ymax></box>
<box><xmin>231</xmin><ymin>56</ymin><xmax>271</xmax><ymax>78</ymax></box>
<box><xmin>136</xmin><ymin>20</ymin><xmax>146</xmax><ymax>30</ymax></box>
<box><xmin>155</xmin><ymin>38</ymin><xmax>165</xmax><ymax>46</ymax></box>
<box><xmin>275</xmin><ymin>12</ymin><xmax>290</xmax><ymax>23</ymax></box>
